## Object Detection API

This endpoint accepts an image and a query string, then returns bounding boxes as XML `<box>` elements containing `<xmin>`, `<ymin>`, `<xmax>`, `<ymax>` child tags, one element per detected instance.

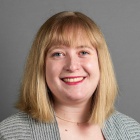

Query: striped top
<box><xmin>0</xmin><ymin>111</ymin><xmax>140</xmax><ymax>140</ymax></box>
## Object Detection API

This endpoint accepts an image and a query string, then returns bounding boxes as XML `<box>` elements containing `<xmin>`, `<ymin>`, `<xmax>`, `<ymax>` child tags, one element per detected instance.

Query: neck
<box><xmin>54</xmin><ymin>100</ymin><xmax>91</xmax><ymax>124</ymax></box>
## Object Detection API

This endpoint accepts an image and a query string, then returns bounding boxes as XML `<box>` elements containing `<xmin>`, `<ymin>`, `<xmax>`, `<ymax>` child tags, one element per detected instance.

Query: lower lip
<box><xmin>62</xmin><ymin>78</ymin><xmax>85</xmax><ymax>85</ymax></box>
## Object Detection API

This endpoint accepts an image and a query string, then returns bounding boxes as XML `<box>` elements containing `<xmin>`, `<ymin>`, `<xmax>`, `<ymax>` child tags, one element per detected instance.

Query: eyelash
<box><xmin>51</xmin><ymin>50</ymin><xmax>90</xmax><ymax>58</ymax></box>
<box><xmin>79</xmin><ymin>51</ymin><xmax>90</xmax><ymax>56</ymax></box>
<box><xmin>52</xmin><ymin>52</ymin><xmax>64</xmax><ymax>57</ymax></box>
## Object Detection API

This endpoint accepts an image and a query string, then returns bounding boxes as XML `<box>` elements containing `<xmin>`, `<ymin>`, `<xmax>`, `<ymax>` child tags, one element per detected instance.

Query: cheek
<box><xmin>46</xmin><ymin>62</ymin><xmax>52</xmax><ymax>77</ymax></box>
<box><xmin>84</xmin><ymin>59</ymin><xmax>100</xmax><ymax>74</ymax></box>
<box><xmin>45</xmin><ymin>60</ymin><xmax>63</xmax><ymax>82</ymax></box>
<box><xmin>45</xmin><ymin>61</ymin><xmax>54</xmax><ymax>84</ymax></box>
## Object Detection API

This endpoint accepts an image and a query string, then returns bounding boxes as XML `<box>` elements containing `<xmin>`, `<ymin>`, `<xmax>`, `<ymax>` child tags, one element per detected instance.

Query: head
<box><xmin>16</xmin><ymin>11</ymin><xmax>118</xmax><ymax>126</ymax></box>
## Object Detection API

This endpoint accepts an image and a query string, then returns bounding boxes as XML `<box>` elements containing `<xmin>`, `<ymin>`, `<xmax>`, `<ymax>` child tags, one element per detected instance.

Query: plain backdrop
<box><xmin>0</xmin><ymin>0</ymin><xmax>140</xmax><ymax>122</ymax></box>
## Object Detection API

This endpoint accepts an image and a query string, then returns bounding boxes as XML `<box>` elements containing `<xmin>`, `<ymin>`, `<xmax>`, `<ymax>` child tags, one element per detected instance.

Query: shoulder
<box><xmin>0</xmin><ymin>112</ymin><xmax>60</xmax><ymax>140</ymax></box>
<box><xmin>102</xmin><ymin>111</ymin><xmax>140</xmax><ymax>139</ymax></box>
<box><xmin>0</xmin><ymin>111</ymin><xmax>31</xmax><ymax>140</ymax></box>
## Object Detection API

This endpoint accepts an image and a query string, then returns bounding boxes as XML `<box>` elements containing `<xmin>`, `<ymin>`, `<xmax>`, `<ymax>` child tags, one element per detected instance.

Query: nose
<box><xmin>64</xmin><ymin>55</ymin><xmax>80</xmax><ymax>72</ymax></box>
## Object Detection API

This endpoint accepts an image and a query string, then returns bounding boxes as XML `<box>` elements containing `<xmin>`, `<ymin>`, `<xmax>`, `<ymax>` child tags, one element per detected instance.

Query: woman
<box><xmin>0</xmin><ymin>11</ymin><xmax>140</xmax><ymax>140</ymax></box>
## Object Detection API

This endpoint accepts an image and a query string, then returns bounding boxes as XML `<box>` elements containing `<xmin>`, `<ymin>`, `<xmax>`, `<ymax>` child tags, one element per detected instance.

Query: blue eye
<box><xmin>80</xmin><ymin>51</ymin><xmax>89</xmax><ymax>55</ymax></box>
<box><xmin>52</xmin><ymin>52</ymin><xmax>64</xmax><ymax>57</ymax></box>
<box><xmin>53</xmin><ymin>53</ymin><xmax>61</xmax><ymax>56</ymax></box>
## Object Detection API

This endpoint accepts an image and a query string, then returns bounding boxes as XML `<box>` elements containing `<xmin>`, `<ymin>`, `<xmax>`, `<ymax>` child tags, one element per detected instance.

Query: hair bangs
<box><xmin>48</xmin><ymin>16</ymin><xmax>98</xmax><ymax>49</ymax></box>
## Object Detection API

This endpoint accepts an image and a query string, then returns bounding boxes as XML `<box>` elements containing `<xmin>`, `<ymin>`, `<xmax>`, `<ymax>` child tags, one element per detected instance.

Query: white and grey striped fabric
<box><xmin>0</xmin><ymin>111</ymin><xmax>140</xmax><ymax>140</ymax></box>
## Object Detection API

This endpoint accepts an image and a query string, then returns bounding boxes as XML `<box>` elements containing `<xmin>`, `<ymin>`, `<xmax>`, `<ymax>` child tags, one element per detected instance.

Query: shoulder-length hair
<box><xmin>16</xmin><ymin>11</ymin><xmax>118</xmax><ymax>126</ymax></box>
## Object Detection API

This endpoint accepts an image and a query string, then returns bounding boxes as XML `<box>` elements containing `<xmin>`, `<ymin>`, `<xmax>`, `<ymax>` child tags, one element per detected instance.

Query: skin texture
<box><xmin>45</xmin><ymin>33</ymin><xmax>100</xmax><ymax>106</ymax></box>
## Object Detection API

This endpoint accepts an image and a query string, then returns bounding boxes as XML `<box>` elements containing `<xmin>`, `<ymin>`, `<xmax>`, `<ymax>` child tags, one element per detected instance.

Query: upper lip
<box><xmin>60</xmin><ymin>76</ymin><xmax>86</xmax><ymax>79</ymax></box>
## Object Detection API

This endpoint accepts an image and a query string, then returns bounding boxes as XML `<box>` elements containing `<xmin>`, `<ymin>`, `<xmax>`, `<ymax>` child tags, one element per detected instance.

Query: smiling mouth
<box><xmin>61</xmin><ymin>77</ymin><xmax>85</xmax><ymax>84</ymax></box>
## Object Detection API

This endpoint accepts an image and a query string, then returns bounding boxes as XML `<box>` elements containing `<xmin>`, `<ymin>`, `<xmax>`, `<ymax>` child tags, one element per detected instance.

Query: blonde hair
<box><xmin>16</xmin><ymin>11</ymin><xmax>118</xmax><ymax>126</ymax></box>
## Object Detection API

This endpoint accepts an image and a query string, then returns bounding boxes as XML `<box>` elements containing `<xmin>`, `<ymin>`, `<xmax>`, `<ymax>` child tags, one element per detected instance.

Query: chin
<box><xmin>65</xmin><ymin>93</ymin><xmax>91</xmax><ymax>102</ymax></box>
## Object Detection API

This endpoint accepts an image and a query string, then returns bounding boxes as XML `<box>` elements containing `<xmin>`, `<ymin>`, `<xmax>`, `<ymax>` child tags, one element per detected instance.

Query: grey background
<box><xmin>0</xmin><ymin>0</ymin><xmax>140</xmax><ymax>122</ymax></box>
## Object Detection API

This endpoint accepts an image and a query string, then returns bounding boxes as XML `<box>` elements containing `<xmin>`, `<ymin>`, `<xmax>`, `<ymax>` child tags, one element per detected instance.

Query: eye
<box><xmin>52</xmin><ymin>52</ymin><xmax>65</xmax><ymax>58</ymax></box>
<box><xmin>79</xmin><ymin>51</ymin><xmax>89</xmax><ymax>56</ymax></box>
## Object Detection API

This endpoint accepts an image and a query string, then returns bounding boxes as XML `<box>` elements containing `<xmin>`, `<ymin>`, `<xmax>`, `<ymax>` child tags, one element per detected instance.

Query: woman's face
<box><xmin>45</xmin><ymin>32</ymin><xmax>100</xmax><ymax>105</ymax></box>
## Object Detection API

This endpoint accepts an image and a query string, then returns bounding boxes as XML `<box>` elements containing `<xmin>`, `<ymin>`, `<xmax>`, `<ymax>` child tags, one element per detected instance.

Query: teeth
<box><xmin>63</xmin><ymin>77</ymin><xmax>84</xmax><ymax>82</ymax></box>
